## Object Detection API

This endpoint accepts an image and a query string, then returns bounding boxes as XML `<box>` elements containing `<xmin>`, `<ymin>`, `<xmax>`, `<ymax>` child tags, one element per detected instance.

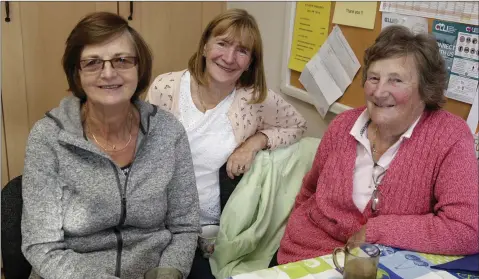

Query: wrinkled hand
<box><xmin>226</xmin><ymin>133</ymin><xmax>268</xmax><ymax>179</ymax></box>
<box><xmin>226</xmin><ymin>146</ymin><xmax>256</xmax><ymax>179</ymax></box>
<box><xmin>348</xmin><ymin>224</ymin><xmax>367</xmax><ymax>244</ymax></box>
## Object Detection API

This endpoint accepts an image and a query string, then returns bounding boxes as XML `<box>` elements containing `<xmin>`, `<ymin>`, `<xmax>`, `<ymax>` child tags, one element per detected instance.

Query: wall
<box><xmin>227</xmin><ymin>1</ymin><xmax>335</xmax><ymax>138</ymax></box>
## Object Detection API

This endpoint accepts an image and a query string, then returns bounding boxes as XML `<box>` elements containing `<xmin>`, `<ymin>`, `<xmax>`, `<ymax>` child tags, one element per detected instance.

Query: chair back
<box><xmin>1</xmin><ymin>175</ymin><xmax>32</xmax><ymax>279</ymax></box>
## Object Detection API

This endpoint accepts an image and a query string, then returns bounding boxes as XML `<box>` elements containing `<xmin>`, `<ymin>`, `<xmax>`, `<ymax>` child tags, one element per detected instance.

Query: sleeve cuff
<box><xmin>258</xmin><ymin>130</ymin><xmax>274</xmax><ymax>150</ymax></box>
<box><xmin>258</xmin><ymin>131</ymin><xmax>272</xmax><ymax>150</ymax></box>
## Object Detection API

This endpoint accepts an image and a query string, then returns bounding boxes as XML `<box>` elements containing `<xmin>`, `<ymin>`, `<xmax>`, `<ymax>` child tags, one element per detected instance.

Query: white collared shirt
<box><xmin>350</xmin><ymin>109</ymin><xmax>421</xmax><ymax>212</ymax></box>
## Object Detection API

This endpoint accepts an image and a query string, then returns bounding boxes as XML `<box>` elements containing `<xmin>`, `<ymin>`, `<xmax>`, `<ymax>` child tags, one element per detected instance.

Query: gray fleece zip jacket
<box><xmin>21</xmin><ymin>96</ymin><xmax>200</xmax><ymax>279</ymax></box>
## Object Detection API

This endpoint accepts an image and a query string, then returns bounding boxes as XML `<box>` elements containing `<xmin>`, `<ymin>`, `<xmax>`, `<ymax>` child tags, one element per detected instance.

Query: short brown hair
<box><xmin>363</xmin><ymin>25</ymin><xmax>447</xmax><ymax>110</ymax></box>
<box><xmin>62</xmin><ymin>12</ymin><xmax>152</xmax><ymax>101</ymax></box>
<box><xmin>188</xmin><ymin>8</ymin><xmax>267</xmax><ymax>104</ymax></box>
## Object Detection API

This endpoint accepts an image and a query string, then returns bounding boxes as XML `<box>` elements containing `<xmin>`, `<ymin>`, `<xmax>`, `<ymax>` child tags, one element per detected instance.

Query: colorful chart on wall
<box><xmin>380</xmin><ymin>1</ymin><xmax>478</xmax><ymax>25</ymax></box>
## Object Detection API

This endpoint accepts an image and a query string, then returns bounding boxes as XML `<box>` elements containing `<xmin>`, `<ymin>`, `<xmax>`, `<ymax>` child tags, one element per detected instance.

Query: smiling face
<box><xmin>364</xmin><ymin>55</ymin><xmax>425</xmax><ymax>131</ymax></box>
<box><xmin>203</xmin><ymin>32</ymin><xmax>252</xmax><ymax>87</ymax></box>
<box><xmin>79</xmin><ymin>32</ymin><xmax>138</xmax><ymax>106</ymax></box>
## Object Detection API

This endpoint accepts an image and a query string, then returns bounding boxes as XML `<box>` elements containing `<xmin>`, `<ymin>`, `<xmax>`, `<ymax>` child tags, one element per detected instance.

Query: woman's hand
<box><xmin>226</xmin><ymin>133</ymin><xmax>268</xmax><ymax>179</ymax></box>
<box><xmin>226</xmin><ymin>146</ymin><xmax>256</xmax><ymax>179</ymax></box>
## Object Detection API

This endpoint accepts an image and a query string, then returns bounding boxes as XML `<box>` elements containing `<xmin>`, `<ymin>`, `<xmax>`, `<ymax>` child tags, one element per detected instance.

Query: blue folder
<box><xmin>430</xmin><ymin>254</ymin><xmax>479</xmax><ymax>273</ymax></box>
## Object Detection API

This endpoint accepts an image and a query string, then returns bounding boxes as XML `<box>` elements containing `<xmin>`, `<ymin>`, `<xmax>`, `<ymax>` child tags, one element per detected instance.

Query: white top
<box><xmin>350</xmin><ymin>109</ymin><xmax>421</xmax><ymax>212</ymax></box>
<box><xmin>178</xmin><ymin>71</ymin><xmax>237</xmax><ymax>225</ymax></box>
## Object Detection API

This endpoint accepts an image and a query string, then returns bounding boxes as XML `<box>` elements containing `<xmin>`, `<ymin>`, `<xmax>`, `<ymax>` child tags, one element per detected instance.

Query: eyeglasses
<box><xmin>79</xmin><ymin>57</ymin><xmax>138</xmax><ymax>73</ymax></box>
<box><xmin>371</xmin><ymin>164</ymin><xmax>387</xmax><ymax>214</ymax></box>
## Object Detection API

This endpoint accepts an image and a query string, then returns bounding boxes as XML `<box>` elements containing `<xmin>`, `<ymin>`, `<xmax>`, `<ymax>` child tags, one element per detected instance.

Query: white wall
<box><xmin>227</xmin><ymin>2</ymin><xmax>335</xmax><ymax>138</ymax></box>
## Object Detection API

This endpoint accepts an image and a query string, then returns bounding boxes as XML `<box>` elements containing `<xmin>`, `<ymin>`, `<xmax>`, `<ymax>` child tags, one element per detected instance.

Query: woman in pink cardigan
<box><xmin>146</xmin><ymin>9</ymin><xmax>306</xmax><ymax>279</ymax></box>
<box><xmin>273</xmin><ymin>25</ymin><xmax>478</xmax><ymax>265</ymax></box>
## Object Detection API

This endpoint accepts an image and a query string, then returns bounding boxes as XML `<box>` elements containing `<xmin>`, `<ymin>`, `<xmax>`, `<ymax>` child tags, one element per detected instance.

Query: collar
<box><xmin>350</xmin><ymin>109</ymin><xmax>371</xmax><ymax>141</ymax></box>
<box><xmin>45</xmin><ymin>96</ymin><xmax>157</xmax><ymax>154</ymax></box>
<box><xmin>350</xmin><ymin>108</ymin><xmax>422</xmax><ymax>141</ymax></box>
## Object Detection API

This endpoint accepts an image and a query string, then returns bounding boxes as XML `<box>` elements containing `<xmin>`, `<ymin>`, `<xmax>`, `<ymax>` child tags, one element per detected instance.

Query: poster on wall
<box><xmin>381</xmin><ymin>12</ymin><xmax>428</xmax><ymax>34</ymax></box>
<box><xmin>288</xmin><ymin>2</ymin><xmax>331</xmax><ymax>72</ymax></box>
<box><xmin>432</xmin><ymin>20</ymin><xmax>478</xmax><ymax>104</ymax></box>
<box><xmin>380</xmin><ymin>2</ymin><xmax>478</xmax><ymax>26</ymax></box>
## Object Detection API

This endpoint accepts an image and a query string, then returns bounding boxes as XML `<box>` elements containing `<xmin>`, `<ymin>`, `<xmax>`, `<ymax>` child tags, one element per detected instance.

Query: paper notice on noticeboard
<box><xmin>469</xmin><ymin>91</ymin><xmax>479</xmax><ymax>160</ymax></box>
<box><xmin>381</xmin><ymin>12</ymin><xmax>428</xmax><ymax>34</ymax></box>
<box><xmin>288</xmin><ymin>2</ymin><xmax>331</xmax><ymax>72</ymax></box>
<box><xmin>433</xmin><ymin>20</ymin><xmax>479</xmax><ymax>104</ymax></box>
<box><xmin>332</xmin><ymin>2</ymin><xmax>377</xmax><ymax>30</ymax></box>
<box><xmin>467</xmin><ymin>89</ymin><xmax>478</xmax><ymax>134</ymax></box>
<box><xmin>299</xmin><ymin>25</ymin><xmax>360</xmax><ymax>118</ymax></box>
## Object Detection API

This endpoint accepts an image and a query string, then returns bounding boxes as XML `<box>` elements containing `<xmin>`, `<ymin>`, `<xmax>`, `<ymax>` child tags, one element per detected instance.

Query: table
<box><xmin>229</xmin><ymin>245</ymin><xmax>478</xmax><ymax>279</ymax></box>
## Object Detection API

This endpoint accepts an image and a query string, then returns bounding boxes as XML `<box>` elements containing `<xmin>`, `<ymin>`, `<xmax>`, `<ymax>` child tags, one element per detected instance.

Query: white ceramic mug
<box><xmin>198</xmin><ymin>225</ymin><xmax>220</xmax><ymax>258</ymax></box>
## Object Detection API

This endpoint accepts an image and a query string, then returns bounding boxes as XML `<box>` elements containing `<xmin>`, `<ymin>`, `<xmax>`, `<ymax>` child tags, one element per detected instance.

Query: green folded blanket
<box><xmin>210</xmin><ymin>137</ymin><xmax>321</xmax><ymax>279</ymax></box>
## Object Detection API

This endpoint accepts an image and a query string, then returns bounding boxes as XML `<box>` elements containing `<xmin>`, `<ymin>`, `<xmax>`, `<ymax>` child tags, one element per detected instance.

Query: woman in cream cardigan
<box><xmin>146</xmin><ymin>8</ymin><xmax>307</xmax><ymax>279</ymax></box>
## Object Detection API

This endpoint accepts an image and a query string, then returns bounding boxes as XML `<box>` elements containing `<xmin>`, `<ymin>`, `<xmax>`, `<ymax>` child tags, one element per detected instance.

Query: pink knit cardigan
<box><xmin>278</xmin><ymin>107</ymin><xmax>479</xmax><ymax>264</ymax></box>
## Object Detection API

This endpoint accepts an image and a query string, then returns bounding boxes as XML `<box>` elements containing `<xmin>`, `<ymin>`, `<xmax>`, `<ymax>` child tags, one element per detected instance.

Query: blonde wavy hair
<box><xmin>188</xmin><ymin>8</ymin><xmax>267</xmax><ymax>103</ymax></box>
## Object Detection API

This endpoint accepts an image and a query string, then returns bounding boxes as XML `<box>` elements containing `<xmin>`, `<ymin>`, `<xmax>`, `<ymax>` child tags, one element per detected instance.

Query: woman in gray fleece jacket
<box><xmin>21</xmin><ymin>12</ymin><xmax>200</xmax><ymax>279</ymax></box>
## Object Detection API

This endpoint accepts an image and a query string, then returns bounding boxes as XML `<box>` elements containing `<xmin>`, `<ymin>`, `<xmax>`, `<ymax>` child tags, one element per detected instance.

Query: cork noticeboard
<box><xmin>286</xmin><ymin>2</ymin><xmax>472</xmax><ymax>120</ymax></box>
